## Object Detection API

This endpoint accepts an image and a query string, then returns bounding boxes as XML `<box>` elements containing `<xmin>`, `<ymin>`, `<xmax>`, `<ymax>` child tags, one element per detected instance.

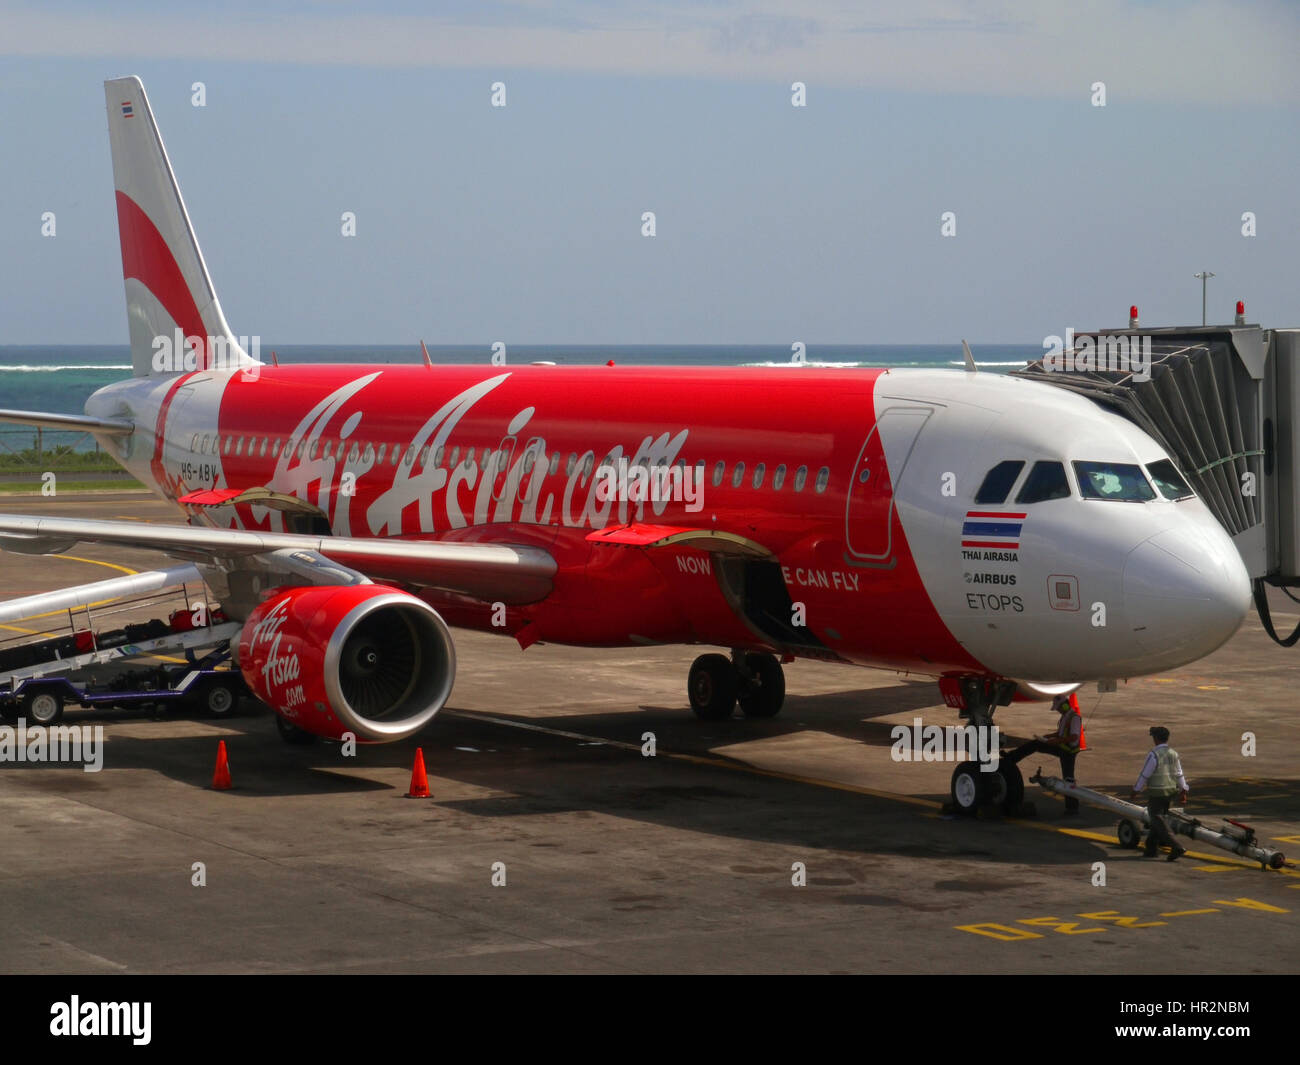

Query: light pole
<box><xmin>1194</xmin><ymin>271</ymin><xmax>1215</xmax><ymax>326</ymax></box>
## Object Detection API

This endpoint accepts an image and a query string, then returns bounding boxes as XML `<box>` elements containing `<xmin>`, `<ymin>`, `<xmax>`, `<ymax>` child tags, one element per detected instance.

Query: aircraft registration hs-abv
<box><xmin>0</xmin><ymin>78</ymin><xmax>1251</xmax><ymax>811</ymax></box>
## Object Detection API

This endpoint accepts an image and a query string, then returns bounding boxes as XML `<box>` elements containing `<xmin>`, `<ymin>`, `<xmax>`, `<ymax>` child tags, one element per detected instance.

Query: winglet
<box><xmin>961</xmin><ymin>339</ymin><xmax>977</xmax><ymax>372</ymax></box>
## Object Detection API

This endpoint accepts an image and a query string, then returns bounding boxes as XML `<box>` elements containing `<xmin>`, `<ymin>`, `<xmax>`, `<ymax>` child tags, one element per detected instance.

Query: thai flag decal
<box><xmin>121</xmin><ymin>102</ymin><xmax>134</xmax><ymax>118</ymax></box>
<box><xmin>961</xmin><ymin>510</ymin><xmax>1025</xmax><ymax>549</ymax></box>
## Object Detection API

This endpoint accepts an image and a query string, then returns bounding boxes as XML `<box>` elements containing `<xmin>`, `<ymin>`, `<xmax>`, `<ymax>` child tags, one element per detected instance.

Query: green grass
<box><xmin>0</xmin><ymin>447</ymin><xmax>123</xmax><ymax>474</ymax></box>
<box><xmin>0</xmin><ymin>479</ymin><xmax>144</xmax><ymax>494</ymax></box>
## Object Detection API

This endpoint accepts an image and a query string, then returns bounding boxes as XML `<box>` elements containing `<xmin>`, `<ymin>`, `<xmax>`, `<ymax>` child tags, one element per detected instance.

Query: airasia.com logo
<box><xmin>249</xmin><ymin>599</ymin><xmax>301</xmax><ymax>698</ymax></box>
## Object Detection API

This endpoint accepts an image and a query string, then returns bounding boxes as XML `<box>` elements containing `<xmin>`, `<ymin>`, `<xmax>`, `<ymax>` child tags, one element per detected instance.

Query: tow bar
<box><xmin>1029</xmin><ymin>769</ymin><xmax>1287</xmax><ymax>870</ymax></box>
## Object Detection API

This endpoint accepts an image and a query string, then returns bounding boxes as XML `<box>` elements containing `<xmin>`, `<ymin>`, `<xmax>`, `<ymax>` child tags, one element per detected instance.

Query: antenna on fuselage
<box><xmin>961</xmin><ymin>339</ymin><xmax>977</xmax><ymax>372</ymax></box>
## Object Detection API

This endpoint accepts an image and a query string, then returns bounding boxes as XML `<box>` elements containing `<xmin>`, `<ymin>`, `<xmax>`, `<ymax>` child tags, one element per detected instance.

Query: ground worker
<box><xmin>1130</xmin><ymin>725</ymin><xmax>1188</xmax><ymax>861</ymax></box>
<box><xmin>1004</xmin><ymin>692</ymin><xmax>1085</xmax><ymax>814</ymax></box>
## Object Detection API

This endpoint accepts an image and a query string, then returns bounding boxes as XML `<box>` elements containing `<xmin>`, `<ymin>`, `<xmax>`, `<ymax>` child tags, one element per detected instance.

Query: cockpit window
<box><xmin>1015</xmin><ymin>461</ymin><xmax>1071</xmax><ymax>504</ymax></box>
<box><xmin>1146</xmin><ymin>459</ymin><xmax>1195</xmax><ymax>500</ymax></box>
<box><xmin>975</xmin><ymin>460</ymin><xmax>1025</xmax><ymax>504</ymax></box>
<box><xmin>1073</xmin><ymin>460</ymin><xmax>1156</xmax><ymax>502</ymax></box>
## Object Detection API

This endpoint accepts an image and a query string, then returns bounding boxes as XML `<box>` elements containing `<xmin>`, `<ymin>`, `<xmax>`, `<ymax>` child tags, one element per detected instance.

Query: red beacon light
<box><xmin>1129</xmin><ymin>305</ymin><xmax>1139</xmax><ymax>328</ymax></box>
<box><xmin>1235</xmin><ymin>300</ymin><xmax>1246</xmax><ymax>326</ymax></box>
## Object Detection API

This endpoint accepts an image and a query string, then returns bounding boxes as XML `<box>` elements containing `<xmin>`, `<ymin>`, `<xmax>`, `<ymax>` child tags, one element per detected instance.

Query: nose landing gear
<box><xmin>940</xmin><ymin>675</ymin><xmax>1025</xmax><ymax>816</ymax></box>
<box><xmin>688</xmin><ymin>651</ymin><xmax>786</xmax><ymax>721</ymax></box>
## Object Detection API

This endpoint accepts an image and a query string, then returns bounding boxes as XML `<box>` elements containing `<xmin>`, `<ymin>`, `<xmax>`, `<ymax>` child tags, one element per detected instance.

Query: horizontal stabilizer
<box><xmin>0</xmin><ymin>408</ymin><xmax>134</xmax><ymax>437</ymax></box>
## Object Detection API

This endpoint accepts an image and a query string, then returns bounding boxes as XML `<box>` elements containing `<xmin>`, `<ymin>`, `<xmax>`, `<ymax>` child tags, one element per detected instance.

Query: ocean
<box><xmin>0</xmin><ymin>343</ymin><xmax>1040</xmax><ymax>452</ymax></box>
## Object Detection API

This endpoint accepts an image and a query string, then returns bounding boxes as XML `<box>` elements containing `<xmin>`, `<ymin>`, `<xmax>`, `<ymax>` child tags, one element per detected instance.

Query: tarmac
<box><xmin>0</xmin><ymin>491</ymin><xmax>1296</xmax><ymax>973</ymax></box>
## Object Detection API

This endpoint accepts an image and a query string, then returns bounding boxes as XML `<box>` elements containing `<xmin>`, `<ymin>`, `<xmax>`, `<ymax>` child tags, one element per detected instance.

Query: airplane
<box><xmin>0</xmin><ymin>77</ymin><xmax>1251</xmax><ymax>811</ymax></box>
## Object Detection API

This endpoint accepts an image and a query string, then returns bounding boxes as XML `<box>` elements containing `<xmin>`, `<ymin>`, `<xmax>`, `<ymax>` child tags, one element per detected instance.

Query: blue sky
<box><xmin>1</xmin><ymin>1</ymin><xmax>1297</xmax><ymax>345</ymax></box>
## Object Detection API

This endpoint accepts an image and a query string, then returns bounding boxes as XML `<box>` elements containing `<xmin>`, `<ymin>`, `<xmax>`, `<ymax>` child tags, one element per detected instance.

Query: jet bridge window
<box><xmin>975</xmin><ymin>460</ymin><xmax>1025</xmax><ymax>504</ymax></box>
<box><xmin>1074</xmin><ymin>460</ymin><xmax>1155</xmax><ymax>502</ymax></box>
<box><xmin>1146</xmin><ymin>459</ymin><xmax>1195</xmax><ymax>501</ymax></box>
<box><xmin>1015</xmin><ymin>461</ymin><xmax>1070</xmax><ymax>504</ymax></box>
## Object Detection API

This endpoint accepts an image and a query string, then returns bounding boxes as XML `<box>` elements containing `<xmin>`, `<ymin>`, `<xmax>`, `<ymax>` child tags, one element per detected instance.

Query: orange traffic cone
<box><xmin>406</xmin><ymin>747</ymin><xmax>431</xmax><ymax>798</ymax></box>
<box><xmin>211</xmin><ymin>740</ymin><xmax>232</xmax><ymax>790</ymax></box>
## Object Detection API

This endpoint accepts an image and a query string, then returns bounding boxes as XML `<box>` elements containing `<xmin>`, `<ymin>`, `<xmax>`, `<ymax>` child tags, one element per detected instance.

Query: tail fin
<box><xmin>106</xmin><ymin>76</ymin><xmax>256</xmax><ymax>377</ymax></box>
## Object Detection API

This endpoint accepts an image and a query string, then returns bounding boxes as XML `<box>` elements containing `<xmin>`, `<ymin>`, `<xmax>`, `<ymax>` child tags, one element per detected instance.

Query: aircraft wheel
<box><xmin>23</xmin><ymin>691</ymin><xmax>64</xmax><ymax>726</ymax></box>
<box><xmin>738</xmin><ymin>654</ymin><xmax>785</xmax><ymax>718</ymax></box>
<box><xmin>275</xmin><ymin>714</ymin><xmax>319</xmax><ymax>746</ymax></box>
<box><xmin>950</xmin><ymin>760</ymin><xmax>987</xmax><ymax>815</ymax></box>
<box><xmin>688</xmin><ymin>654</ymin><xmax>737</xmax><ymax>720</ymax></box>
<box><xmin>995</xmin><ymin>761</ymin><xmax>1024</xmax><ymax>812</ymax></box>
<box><xmin>1117</xmin><ymin>819</ymin><xmax>1143</xmax><ymax>849</ymax></box>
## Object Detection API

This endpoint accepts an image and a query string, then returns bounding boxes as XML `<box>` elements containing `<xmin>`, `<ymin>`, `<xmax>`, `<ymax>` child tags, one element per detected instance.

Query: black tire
<box><xmin>275</xmin><ymin>715</ymin><xmax>319</xmax><ymax>746</ymax></box>
<box><xmin>688</xmin><ymin>654</ymin><xmax>737</xmax><ymax>721</ymax></box>
<box><xmin>738</xmin><ymin>654</ymin><xmax>785</xmax><ymax>719</ymax></box>
<box><xmin>993</xmin><ymin>760</ymin><xmax>1024</xmax><ymax>812</ymax></box>
<box><xmin>23</xmin><ymin>690</ymin><xmax>64</xmax><ymax>726</ymax></box>
<box><xmin>200</xmin><ymin>680</ymin><xmax>237</xmax><ymax>718</ymax></box>
<box><xmin>950</xmin><ymin>760</ymin><xmax>987</xmax><ymax>814</ymax></box>
<box><xmin>1117</xmin><ymin>819</ymin><xmax>1143</xmax><ymax>849</ymax></box>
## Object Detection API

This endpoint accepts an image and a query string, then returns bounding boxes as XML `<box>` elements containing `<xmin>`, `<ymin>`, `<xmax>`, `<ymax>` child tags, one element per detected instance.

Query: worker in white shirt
<box><xmin>1130</xmin><ymin>726</ymin><xmax>1188</xmax><ymax>861</ymax></box>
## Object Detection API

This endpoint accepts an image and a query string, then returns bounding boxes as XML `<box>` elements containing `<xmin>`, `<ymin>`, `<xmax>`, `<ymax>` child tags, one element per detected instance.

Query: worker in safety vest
<box><xmin>1004</xmin><ymin>692</ymin><xmax>1086</xmax><ymax>814</ymax></box>
<box><xmin>1130</xmin><ymin>725</ymin><xmax>1188</xmax><ymax>861</ymax></box>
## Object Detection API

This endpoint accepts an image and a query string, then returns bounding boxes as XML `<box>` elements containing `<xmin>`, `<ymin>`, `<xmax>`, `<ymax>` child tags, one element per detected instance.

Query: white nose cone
<box><xmin>1123</xmin><ymin>525</ymin><xmax>1251</xmax><ymax>666</ymax></box>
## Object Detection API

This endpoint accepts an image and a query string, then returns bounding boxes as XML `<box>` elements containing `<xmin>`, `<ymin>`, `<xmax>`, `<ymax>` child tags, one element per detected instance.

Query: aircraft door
<box><xmin>844</xmin><ymin>406</ymin><xmax>932</xmax><ymax>562</ymax></box>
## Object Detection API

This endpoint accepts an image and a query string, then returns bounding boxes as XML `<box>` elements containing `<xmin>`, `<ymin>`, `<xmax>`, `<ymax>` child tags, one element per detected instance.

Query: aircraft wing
<box><xmin>0</xmin><ymin>515</ymin><xmax>555</xmax><ymax>606</ymax></box>
<box><xmin>0</xmin><ymin>408</ymin><xmax>135</xmax><ymax>436</ymax></box>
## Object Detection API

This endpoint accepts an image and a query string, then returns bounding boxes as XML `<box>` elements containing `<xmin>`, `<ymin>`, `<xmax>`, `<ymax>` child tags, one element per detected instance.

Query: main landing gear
<box><xmin>688</xmin><ymin>651</ymin><xmax>785</xmax><ymax>721</ymax></box>
<box><xmin>942</xmin><ymin>676</ymin><xmax>1026</xmax><ymax>817</ymax></box>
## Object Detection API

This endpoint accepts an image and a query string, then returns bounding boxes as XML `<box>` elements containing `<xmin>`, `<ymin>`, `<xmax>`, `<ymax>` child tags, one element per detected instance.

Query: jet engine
<box><xmin>238</xmin><ymin>584</ymin><xmax>455</xmax><ymax>742</ymax></box>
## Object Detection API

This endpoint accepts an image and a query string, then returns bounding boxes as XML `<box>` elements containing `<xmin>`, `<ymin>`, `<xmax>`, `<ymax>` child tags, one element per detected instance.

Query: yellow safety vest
<box><xmin>1147</xmin><ymin>746</ymin><xmax>1180</xmax><ymax>796</ymax></box>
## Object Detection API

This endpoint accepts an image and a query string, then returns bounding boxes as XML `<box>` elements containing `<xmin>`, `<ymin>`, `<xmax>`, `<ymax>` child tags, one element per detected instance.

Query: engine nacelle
<box><xmin>238</xmin><ymin>584</ymin><xmax>455</xmax><ymax>742</ymax></box>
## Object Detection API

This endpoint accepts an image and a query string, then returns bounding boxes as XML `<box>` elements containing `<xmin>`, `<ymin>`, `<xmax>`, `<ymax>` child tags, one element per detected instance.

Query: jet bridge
<box><xmin>1010</xmin><ymin>310</ymin><xmax>1300</xmax><ymax>646</ymax></box>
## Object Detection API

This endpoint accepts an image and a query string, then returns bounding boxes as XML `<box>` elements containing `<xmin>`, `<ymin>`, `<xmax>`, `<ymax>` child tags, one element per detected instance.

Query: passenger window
<box><xmin>1073</xmin><ymin>460</ymin><xmax>1156</xmax><ymax>502</ymax></box>
<box><xmin>815</xmin><ymin>467</ymin><xmax>829</xmax><ymax>493</ymax></box>
<box><xmin>713</xmin><ymin>461</ymin><xmax>725</xmax><ymax>487</ymax></box>
<box><xmin>732</xmin><ymin>462</ymin><xmax>746</xmax><ymax>488</ymax></box>
<box><xmin>1016</xmin><ymin>461</ymin><xmax>1071</xmax><ymax>504</ymax></box>
<box><xmin>975</xmin><ymin>460</ymin><xmax>1025</xmax><ymax>504</ymax></box>
<box><xmin>549</xmin><ymin>452</ymin><xmax>560</xmax><ymax>476</ymax></box>
<box><xmin>773</xmin><ymin>464</ymin><xmax>787</xmax><ymax>490</ymax></box>
<box><xmin>1146</xmin><ymin>459</ymin><xmax>1194</xmax><ymax>500</ymax></box>
<box><xmin>752</xmin><ymin>463</ymin><xmax>766</xmax><ymax>489</ymax></box>
<box><xmin>794</xmin><ymin>465</ymin><xmax>808</xmax><ymax>492</ymax></box>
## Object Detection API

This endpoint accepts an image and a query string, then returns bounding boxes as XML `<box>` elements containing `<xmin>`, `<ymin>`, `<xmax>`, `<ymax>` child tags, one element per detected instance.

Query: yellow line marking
<box><xmin>53</xmin><ymin>555</ymin><xmax>136</xmax><ymax>576</ymax></box>
<box><xmin>1193</xmin><ymin>865</ymin><xmax>1235</xmax><ymax>872</ymax></box>
<box><xmin>1159</xmin><ymin>909</ymin><xmax>1219</xmax><ymax>917</ymax></box>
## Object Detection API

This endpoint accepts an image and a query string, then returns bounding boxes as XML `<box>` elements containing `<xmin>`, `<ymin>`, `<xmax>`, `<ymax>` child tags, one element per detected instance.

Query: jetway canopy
<box><xmin>1011</xmin><ymin>323</ymin><xmax>1300</xmax><ymax>591</ymax></box>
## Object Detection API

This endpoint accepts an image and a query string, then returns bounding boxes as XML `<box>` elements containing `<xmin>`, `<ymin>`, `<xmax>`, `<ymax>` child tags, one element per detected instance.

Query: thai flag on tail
<box><xmin>961</xmin><ymin>510</ymin><xmax>1025</xmax><ymax>549</ymax></box>
<box><xmin>121</xmin><ymin>102</ymin><xmax>134</xmax><ymax>118</ymax></box>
